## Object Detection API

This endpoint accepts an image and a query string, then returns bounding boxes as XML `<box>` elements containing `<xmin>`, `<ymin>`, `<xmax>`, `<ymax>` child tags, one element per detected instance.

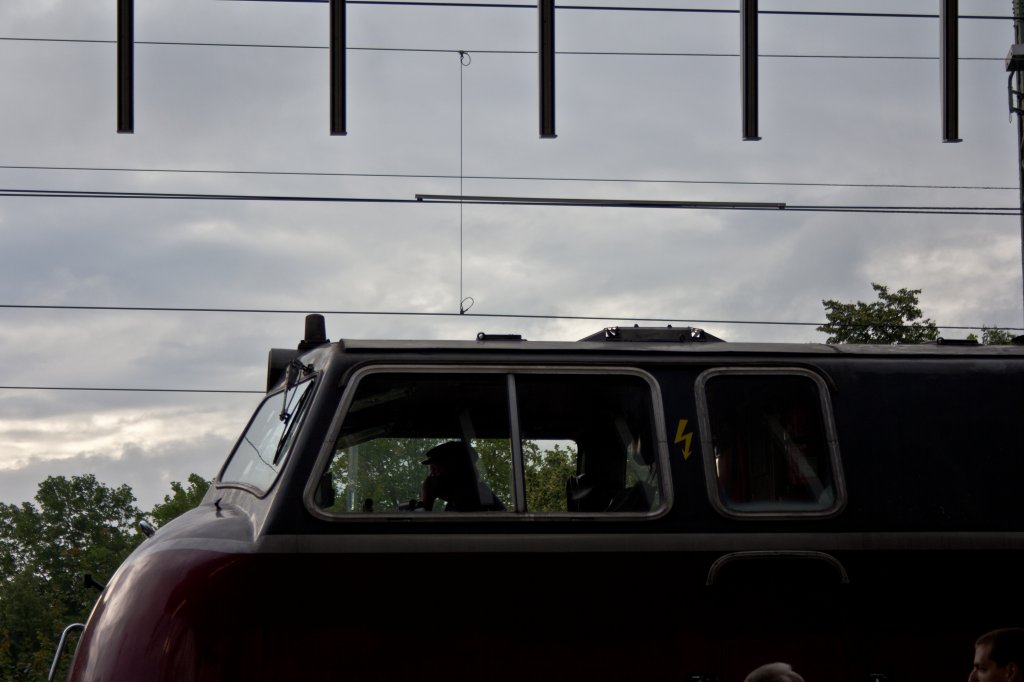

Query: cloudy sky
<box><xmin>0</xmin><ymin>0</ymin><xmax>1020</xmax><ymax>509</ymax></box>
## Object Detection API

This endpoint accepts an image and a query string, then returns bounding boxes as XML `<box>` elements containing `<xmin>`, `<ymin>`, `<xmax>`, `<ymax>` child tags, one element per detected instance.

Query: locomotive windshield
<box><xmin>315</xmin><ymin>369</ymin><xmax>665</xmax><ymax>516</ymax></box>
<box><xmin>220</xmin><ymin>377</ymin><xmax>315</xmax><ymax>495</ymax></box>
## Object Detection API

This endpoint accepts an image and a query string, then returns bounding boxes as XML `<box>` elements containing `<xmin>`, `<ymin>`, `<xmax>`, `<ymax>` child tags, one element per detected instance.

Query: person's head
<box><xmin>421</xmin><ymin>441</ymin><xmax>477</xmax><ymax>499</ymax></box>
<box><xmin>744</xmin><ymin>662</ymin><xmax>805</xmax><ymax>682</ymax></box>
<box><xmin>971</xmin><ymin>629</ymin><xmax>1024</xmax><ymax>682</ymax></box>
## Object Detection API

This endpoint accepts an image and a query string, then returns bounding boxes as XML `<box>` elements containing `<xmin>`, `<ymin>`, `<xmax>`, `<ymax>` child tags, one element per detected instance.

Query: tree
<box><xmin>817</xmin><ymin>283</ymin><xmax>939</xmax><ymax>344</ymax></box>
<box><xmin>523</xmin><ymin>442</ymin><xmax>576</xmax><ymax>512</ymax></box>
<box><xmin>0</xmin><ymin>475</ymin><xmax>145</xmax><ymax>681</ymax></box>
<box><xmin>0</xmin><ymin>472</ymin><xmax>216</xmax><ymax>680</ymax></box>
<box><xmin>327</xmin><ymin>437</ymin><xmax>579</xmax><ymax>513</ymax></box>
<box><xmin>150</xmin><ymin>474</ymin><xmax>211</xmax><ymax>528</ymax></box>
<box><xmin>330</xmin><ymin>438</ymin><xmax>445</xmax><ymax>512</ymax></box>
<box><xmin>981</xmin><ymin>326</ymin><xmax>1017</xmax><ymax>345</ymax></box>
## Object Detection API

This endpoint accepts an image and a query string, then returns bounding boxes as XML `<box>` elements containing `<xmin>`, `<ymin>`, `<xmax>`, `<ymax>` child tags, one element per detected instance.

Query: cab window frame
<box><xmin>305</xmin><ymin>364</ymin><xmax>672</xmax><ymax>521</ymax></box>
<box><xmin>695</xmin><ymin>366</ymin><xmax>846</xmax><ymax>520</ymax></box>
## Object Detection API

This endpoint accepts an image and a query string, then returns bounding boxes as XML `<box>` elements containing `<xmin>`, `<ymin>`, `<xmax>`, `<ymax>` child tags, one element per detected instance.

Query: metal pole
<box><xmin>940</xmin><ymin>0</ymin><xmax>961</xmax><ymax>142</ymax></box>
<box><xmin>740</xmin><ymin>0</ymin><xmax>760</xmax><ymax>140</ymax></box>
<box><xmin>539</xmin><ymin>0</ymin><xmax>556</xmax><ymax>138</ymax></box>
<box><xmin>117</xmin><ymin>0</ymin><xmax>133</xmax><ymax>133</ymax></box>
<box><xmin>330</xmin><ymin>0</ymin><xmax>347</xmax><ymax>135</ymax></box>
<box><xmin>1015</xmin><ymin>0</ymin><xmax>1024</xmax><ymax>325</ymax></box>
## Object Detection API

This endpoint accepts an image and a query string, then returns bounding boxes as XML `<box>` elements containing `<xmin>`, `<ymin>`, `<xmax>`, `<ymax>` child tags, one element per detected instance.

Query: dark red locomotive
<box><xmin>59</xmin><ymin>316</ymin><xmax>1024</xmax><ymax>680</ymax></box>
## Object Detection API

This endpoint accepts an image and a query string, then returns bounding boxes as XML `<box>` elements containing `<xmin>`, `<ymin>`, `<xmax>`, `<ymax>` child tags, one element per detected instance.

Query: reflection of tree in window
<box><xmin>330</xmin><ymin>438</ymin><xmax>439</xmax><ymax>513</ymax></box>
<box><xmin>322</xmin><ymin>371</ymin><xmax>660</xmax><ymax>515</ymax></box>
<box><xmin>325</xmin><ymin>373</ymin><xmax>512</xmax><ymax>513</ymax></box>
<box><xmin>468</xmin><ymin>439</ymin><xmax>512</xmax><ymax>508</ymax></box>
<box><xmin>517</xmin><ymin>374</ymin><xmax>657</xmax><ymax>513</ymax></box>
<box><xmin>524</xmin><ymin>441</ymin><xmax>577</xmax><ymax>512</ymax></box>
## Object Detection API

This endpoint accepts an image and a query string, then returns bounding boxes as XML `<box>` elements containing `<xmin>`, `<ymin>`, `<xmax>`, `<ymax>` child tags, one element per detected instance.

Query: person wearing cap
<box><xmin>419</xmin><ymin>441</ymin><xmax>505</xmax><ymax>512</ymax></box>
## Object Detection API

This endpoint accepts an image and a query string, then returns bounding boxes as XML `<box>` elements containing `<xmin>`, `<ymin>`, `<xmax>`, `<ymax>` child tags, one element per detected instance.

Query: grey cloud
<box><xmin>0</xmin><ymin>0</ymin><xmax>1019</xmax><ymax>507</ymax></box>
<box><xmin>0</xmin><ymin>431</ymin><xmax>233</xmax><ymax>510</ymax></box>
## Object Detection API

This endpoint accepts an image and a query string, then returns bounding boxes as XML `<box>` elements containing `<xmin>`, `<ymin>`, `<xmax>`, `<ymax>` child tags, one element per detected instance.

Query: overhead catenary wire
<box><xmin>0</xmin><ymin>188</ymin><xmax>1017</xmax><ymax>215</ymax></box>
<box><xmin>0</xmin><ymin>0</ymin><xmax>1014</xmax><ymax>57</ymax></box>
<box><xmin>1</xmin><ymin>300</ymin><xmax>1018</xmax><ymax>395</ymax></box>
<box><xmin>414</xmin><ymin>193</ymin><xmax>1018</xmax><ymax>214</ymax></box>
<box><xmin>0</xmin><ymin>164</ymin><xmax>1012</xmax><ymax>192</ymax></box>
<box><xmin>0</xmin><ymin>385</ymin><xmax>263</xmax><ymax>394</ymax></box>
<box><xmin>1</xmin><ymin>302</ymin><xmax>1020</xmax><ymax>333</ymax></box>
<box><xmin>0</xmin><ymin>36</ymin><xmax>1009</xmax><ymax>61</ymax></box>
<box><xmin>220</xmin><ymin>2</ymin><xmax>1014</xmax><ymax>21</ymax></box>
<box><xmin>0</xmin><ymin>4</ymin><xmax>1015</xmax><ymax>343</ymax></box>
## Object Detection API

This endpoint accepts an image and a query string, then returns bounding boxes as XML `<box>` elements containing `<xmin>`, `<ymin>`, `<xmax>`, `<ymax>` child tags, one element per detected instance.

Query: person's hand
<box><xmin>420</xmin><ymin>473</ymin><xmax>439</xmax><ymax>511</ymax></box>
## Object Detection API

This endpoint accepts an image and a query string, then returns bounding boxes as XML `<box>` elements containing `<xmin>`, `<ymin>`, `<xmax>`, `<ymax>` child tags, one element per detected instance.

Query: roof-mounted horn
<box><xmin>266</xmin><ymin>314</ymin><xmax>331</xmax><ymax>391</ymax></box>
<box><xmin>298</xmin><ymin>314</ymin><xmax>330</xmax><ymax>350</ymax></box>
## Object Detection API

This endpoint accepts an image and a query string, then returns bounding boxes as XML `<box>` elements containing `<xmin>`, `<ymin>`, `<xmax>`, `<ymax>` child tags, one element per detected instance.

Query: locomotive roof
<box><xmin>280</xmin><ymin>316</ymin><xmax>1024</xmax><ymax>372</ymax></box>
<box><xmin>335</xmin><ymin>337</ymin><xmax>1024</xmax><ymax>357</ymax></box>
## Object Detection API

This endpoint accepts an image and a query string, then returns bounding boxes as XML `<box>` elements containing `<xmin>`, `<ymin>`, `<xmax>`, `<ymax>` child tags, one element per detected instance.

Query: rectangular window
<box><xmin>220</xmin><ymin>377</ymin><xmax>315</xmax><ymax>495</ymax></box>
<box><xmin>697</xmin><ymin>368</ymin><xmax>844</xmax><ymax>518</ymax></box>
<box><xmin>516</xmin><ymin>373</ymin><xmax>660</xmax><ymax>513</ymax></box>
<box><xmin>313</xmin><ymin>369</ymin><xmax>665</xmax><ymax>517</ymax></box>
<box><xmin>321</xmin><ymin>373</ymin><xmax>512</xmax><ymax>513</ymax></box>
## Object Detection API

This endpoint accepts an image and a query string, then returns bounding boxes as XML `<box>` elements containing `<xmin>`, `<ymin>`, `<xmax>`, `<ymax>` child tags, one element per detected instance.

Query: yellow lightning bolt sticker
<box><xmin>674</xmin><ymin>418</ymin><xmax>694</xmax><ymax>461</ymax></box>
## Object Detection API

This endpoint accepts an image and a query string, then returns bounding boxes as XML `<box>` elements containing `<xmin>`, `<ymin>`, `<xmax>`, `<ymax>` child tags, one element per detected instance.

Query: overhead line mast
<box><xmin>117</xmin><ymin>0</ymin><xmax>133</xmax><ymax>133</ymax></box>
<box><xmin>1011</xmin><ymin>0</ymin><xmax>1024</xmax><ymax>324</ymax></box>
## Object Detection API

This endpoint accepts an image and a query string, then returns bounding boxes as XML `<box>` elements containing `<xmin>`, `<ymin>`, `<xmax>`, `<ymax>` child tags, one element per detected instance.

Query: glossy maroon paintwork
<box><xmin>67</xmin><ymin>512</ymin><xmax>987</xmax><ymax>682</ymax></box>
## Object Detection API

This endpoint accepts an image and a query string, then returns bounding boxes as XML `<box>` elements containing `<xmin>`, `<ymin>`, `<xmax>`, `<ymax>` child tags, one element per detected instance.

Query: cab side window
<box><xmin>516</xmin><ymin>374</ymin><xmax>659</xmax><ymax>513</ymax></box>
<box><xmin>698</xmin><ymin>369</ymin><xmax>844</xmax><ymax>518</ymax></box>
<box><xmin>321</xmin><ymin>373</ymin><xmax>513</xmax><ymax>514</ymax></box>
<box><xmin>316</xmin><ymin>370</ymin><xmax>664</xmax><ymax>516</ymax></box>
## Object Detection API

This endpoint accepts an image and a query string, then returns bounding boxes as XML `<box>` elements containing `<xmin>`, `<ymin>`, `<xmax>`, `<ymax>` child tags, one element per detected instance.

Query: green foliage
<box><xmin>472</xmin><ymin>439</ymin><xmax>514</xmax><ymax>506</ymax></box>
<box><xmin>330</xmin><ymin>438</ymin><xmax>443</xmax><ymax>512</ymax></box>
<box><xmin>817</xmin><ymin>282</ymin><xmax>939</xmax><ymax>345</ymax></box>
<box><xmin>523</xmin><ymin>442</ymin><xmax>576</xmax><ymax>512</ymax></box>
<box><xmin>981</xmin><ymin>326</ymin><xmax>1017</xmax><ymax>345</ymax></box>
<box><xmin>328</xmin><ymin>437</ymin><xmax>578</xmax><ymax>513</ymax></box>
<box><xmin>150</xmin><ymin>474</ymin><xmax>211</xmax><ymax>528</ymax></box>
<box><xmin>0</xmin><ymin>475</ymin><xmax>144</xmax><ymax>681</ymax></box>
<box><xmin>0</xmin><ymin>569</ymin><xmax>51</xmax><ymax>681</ymax></box>
<box><xmin>0</xmin><ymin>473</ymin><xmax>210</xmax><ymax>681</ymax></box>
<box><xmin>328</xmin><ymin>438</ymin><xmax>515</xmax><ymax>512</ymax></box>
